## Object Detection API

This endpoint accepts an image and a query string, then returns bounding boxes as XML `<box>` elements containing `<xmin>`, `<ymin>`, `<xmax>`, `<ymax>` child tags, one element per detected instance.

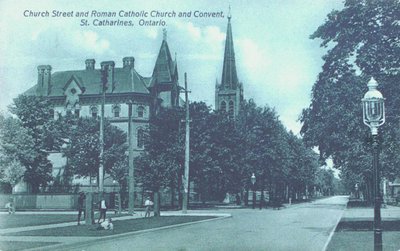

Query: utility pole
<box><xmin>182</xmin><ymin>73</ymin><xmax>191</xmax><ymax>214</ymax></box>
<box><xmin>128</xmin><ymin>101</ymin><xmax>135</xmax><ymax>214</ymax></box>
<box><xmin>99</xmin><ymin>64</ymin><xmax>108</xmax><ymax>194</ymax></box>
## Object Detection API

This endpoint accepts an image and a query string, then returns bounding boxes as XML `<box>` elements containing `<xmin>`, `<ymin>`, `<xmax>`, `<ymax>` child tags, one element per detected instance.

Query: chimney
<box><xmin>123</xmin><ymin>57</ymin><xmax>135</xmax><ymax>69</ymax></box>
<box><xmin>100</xmin><ymin>61</ymin><xmax>115</xmax><ymax>91</ymax></box>
<box><xmin>36</xmin><ymin>65</ymin><xmax>52</xmax><ymax>96</ymax></box>
<box><xmin>85</xmin><ymin>59</ymin><xmax>95</xmax><ymax>70</ymax></box>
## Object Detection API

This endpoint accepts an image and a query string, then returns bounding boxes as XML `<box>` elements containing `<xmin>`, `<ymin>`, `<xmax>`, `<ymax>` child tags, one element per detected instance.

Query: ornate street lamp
<box><xmin>251</xmin><ymin>173</ymin><xmax>256</xmax><ymax>209</ymax></box>
<box><xmin>362</xmin><ymin>77</ymin><xmax>385</xmax><ymax>251</ymax></box>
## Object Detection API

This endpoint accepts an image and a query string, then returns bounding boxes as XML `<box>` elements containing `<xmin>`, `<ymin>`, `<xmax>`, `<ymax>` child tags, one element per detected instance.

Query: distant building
<box><xmin>215</xmin><ymin>13</ymin><xmax>244</xmax><ymax>119</ymax></box>
<box><xmin>18</xmin><ymin>32</ymin><xmax>180</xmax><ymax>193</ymax></box>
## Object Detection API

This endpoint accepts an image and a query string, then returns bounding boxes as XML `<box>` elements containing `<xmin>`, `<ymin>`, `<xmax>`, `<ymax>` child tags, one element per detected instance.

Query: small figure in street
<box><xmin>144</xmin><ymin>197</ymin><xmax>153</xmax><ymax>217</ymax></box>
<box><xmin>97</xmin><ymin>217</ymin><xmax>114</xmax><ymax>231</ymax></box>
<box><xmin>98</xmin><ymin>196</ymin><xmax>107</xmax><ymax>223</ymax></box>
<box><xmin>5</xmin><ymin>198</ymin><xmax>15</xmax><ymax>214</ymax></box>
<box><xmin>236</xmin><ymin>193</ymin><xmax>241</xmax><ymax>205</ymax></box>
<box><xmin>77</xmin><ymin>192</ymin><xmax>85</xmax><ymax>225</ymax></box>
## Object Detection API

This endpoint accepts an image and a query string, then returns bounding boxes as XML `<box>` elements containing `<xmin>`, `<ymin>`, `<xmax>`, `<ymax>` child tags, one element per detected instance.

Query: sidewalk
<box><xmin>326</xmin><ymin>205</ymin><xmax>400</xmax><ymax>251</ymax></box>
<box><xmin>0</xmin><ymin>210</ymin><xmax>231</xmax><ymax>251</ymax></box>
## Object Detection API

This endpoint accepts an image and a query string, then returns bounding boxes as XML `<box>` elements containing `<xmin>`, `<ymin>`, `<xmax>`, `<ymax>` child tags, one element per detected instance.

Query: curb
<box><xmin>24</xmin><ymin>214</ymin><xmax>232</xmax><ymax>251</ymax></box>
<box><xmin>321</xmin><ymin>205</ymin><xmax>346</xmax><ymax>251</ymax></box>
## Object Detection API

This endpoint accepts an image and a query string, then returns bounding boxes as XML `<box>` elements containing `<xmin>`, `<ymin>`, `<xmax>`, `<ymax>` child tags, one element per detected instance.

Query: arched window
<box><xmin>112</xmin><ymin>104</ymin><xmax>121</xmax><ymax>117</ymax></box>
<box><xmin>74</xmin><ymin>104</ymin><xmax>80</xmax><ymax>118</ymax></box>
<box><xmin>137</xmin><ymin>128</ymin><xmax>144</xmax><ymax>148</ymax></box>
<box><xmin>228</xmin><ymin>101</ymin><xmax>234</xmax><ymax>119</ymax></box>
<box><xmin>137</xmin><ymin>106</ymin><xmax>145</xmax><ymax>118</ymax></box>
<box><xmin>66</xmin><ymin>104</ymin><xmax>72</xmax><ymax>116</ymax></box>
<box><xmin>49</xmin><ymin>109</ymin><xmax>55</xmax><ymax>119</ymax></box>
<box><xmin>220</xmin><ymin>101</ymin><xmax>227</xmax><ymax>112</ymax></box>
<box><xmin>90</xmin><ymin>106</ymin><xmax>98</xmax><ymax>118</ymax></box>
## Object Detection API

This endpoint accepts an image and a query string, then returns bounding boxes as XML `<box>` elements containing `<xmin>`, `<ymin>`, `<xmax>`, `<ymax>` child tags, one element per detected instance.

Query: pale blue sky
<box><xmin>0</xmin><ymin>0</ymin><xmax>343</xmax><ymax>134</ymax></box>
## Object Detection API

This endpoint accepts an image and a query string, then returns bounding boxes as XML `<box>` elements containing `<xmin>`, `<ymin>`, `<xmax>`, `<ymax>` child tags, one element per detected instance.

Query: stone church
<box><xmin>215</xmin><ymin>13</ymin><xmax>244</xmax><ymax>118</ymax></box>
<box><xmin>19</xmin><ymin>32</ymin><xmax>180</xmax><ymax>192</ymax></box>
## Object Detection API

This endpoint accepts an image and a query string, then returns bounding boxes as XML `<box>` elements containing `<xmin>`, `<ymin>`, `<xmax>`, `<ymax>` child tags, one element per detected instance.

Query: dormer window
<box><xmin>90</xmin><ymin>106</ymin><xmax>98</xmax><ymax>118</ymax></box>
<box><xmin>112</xmin><ymin>104</ymin><xmax>121</xmax><ymax>117</ymax></box>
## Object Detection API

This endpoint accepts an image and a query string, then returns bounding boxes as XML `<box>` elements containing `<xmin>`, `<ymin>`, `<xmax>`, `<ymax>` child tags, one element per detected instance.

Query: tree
<box><xmin>314</xmin><ymin>168</ymin><xmax>335</xmax><ymax>196</ymax></box>
<box><xmin>0</xmin><ymin>159</ymin><xmax>25</xmax><ymax>189</ymax></box>
<box><xmin>3</xmin><ymin>95</ymin><xmax>55</xmax><ymax>193</ymax></box>
<box><xmin>135</xmin><ymin>106</ymin><xmax>183</xmax><ymax>216</ymax></box>
<box><xmin>62</xmin><ymin>117</ymin><xmax>127</xmax><ymax>180</ymax></box>
<box><xmin>300</xmin><ymin>0</ymin><xmax>400</xmax><ymax>202</ymax></box>
<box><xmin>0</xmin><ymin>116</ymin><xmax>28</xmax><ymax>191</ymax></box>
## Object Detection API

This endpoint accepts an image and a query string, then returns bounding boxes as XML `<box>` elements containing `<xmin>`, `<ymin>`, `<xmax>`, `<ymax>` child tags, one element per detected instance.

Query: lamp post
<box><xmin>251</xmin><ymin>173</ymin><xmax>256</xmax><ymax>209</ymax></box>
<box><xmin>362</xmin><ymin>77</ymin><xmax>385</xmax><ymax>251</ymax></box>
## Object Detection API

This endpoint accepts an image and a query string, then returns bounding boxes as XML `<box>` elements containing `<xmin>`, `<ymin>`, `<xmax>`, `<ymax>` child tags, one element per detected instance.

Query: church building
<box><xmin>20</xmin><ymin>32</ymin><xmax>180</xmax><ymax>192</ymax></box>
<box><xmin>215</xmin><ymin>13</ymin><xmax>244</xmax><ymax>119</ymax></box>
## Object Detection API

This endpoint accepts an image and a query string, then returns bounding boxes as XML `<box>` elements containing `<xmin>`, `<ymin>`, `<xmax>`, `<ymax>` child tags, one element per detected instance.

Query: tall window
<box><xmin>112</xmin><ymin>104</ymin><xmax>121</xmax><ymax>117</ymax></box>
<box><xmin>137</xmin><ymin>128</ymin><xmax>144</xmax><ymax>148</ymax></box>
<box><xmin>90</xmin><ymin>106</ymin><xmax>98</xmax><ymax>118</ymax></box>
<box><xmin>137</xmin><ymin>106</ymin><xmax>144</xmax><ymax>118</ymax></box>
<box><xmin>66</xmin><ymin>104</ymin><xmax>72</xmax><ymax>117</ymax></box>
<box><xmin>228</xmin><ymin>101</ymin><xmax>234</xmax><ymax>119</ymax></box>
<box><xmin>220</xmin><ymin>101</ymin><xmax>227</xmax><ymax>112</ymax></box>
<box><xmin>74</xmin><ymin>108</ymin><xmax>80</xmax><ymax>117</ymax></box>
<box><xmin>49</xmin><ymin>109</ymin><xmax>54</xmax><ymax>119</ymax></box>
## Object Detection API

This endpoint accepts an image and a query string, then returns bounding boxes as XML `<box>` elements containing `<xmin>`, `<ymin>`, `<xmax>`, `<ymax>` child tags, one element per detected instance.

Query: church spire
<box><xmin>221</xmin><ymin>10</ymin><xmax>238</xmax><ymax>89</ymax></box>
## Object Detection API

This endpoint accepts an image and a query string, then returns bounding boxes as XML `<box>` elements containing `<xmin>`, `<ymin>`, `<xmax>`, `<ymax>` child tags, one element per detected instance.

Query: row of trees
<box><xmin>136</xmin><ymin>99</ymin><xmax>336</xmax><ymax>214</ymax></box>
<box><xmin>0</xmin><ymin>95</ymin><xmax>337</xmax><ymax>212</ymax></box>
<box><xmin>300</xmin><ymin>0</ymin><xmax>400</xmax><ymax>203</ymax></box>
<box><xmin>0</xmin><ymin>95</ymin><xmax>128</xmax><ymax>193</ymax></box>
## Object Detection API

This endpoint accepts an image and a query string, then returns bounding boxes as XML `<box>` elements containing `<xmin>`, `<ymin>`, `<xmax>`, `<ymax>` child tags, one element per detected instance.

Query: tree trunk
<box><xmin>170</xmin><ymin>182</ymin><xmax>175</xmax><ymax>207</ymax></box>
<box><xmin>244</xmin><ymin>188</ymin><xmax>249</xmax><ymax>206</ymax></box>
<box><xmin>260</xmin><ymin>188</ymin><xmax>264</xmax><ymax>209</ymax></box>
<box><xmin>178</xmin><ymin>173</ymin><xmax>183</xmax><ymax>209</ymax></box>
<box><xmin>154</xmin><ymin>190</ymin><xmax>161</xmax><ymax>217</ymax></box>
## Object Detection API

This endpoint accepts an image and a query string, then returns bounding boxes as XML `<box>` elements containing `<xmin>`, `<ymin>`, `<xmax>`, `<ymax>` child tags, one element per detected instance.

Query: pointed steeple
<box><xmin>221</xmin><ymin>11</ymin><xmax>238</xmax><ymax>89</ymax></box>
<box><xmin>151</xmin><ymin>31</ymin><xmax>175</xmax><ymax>85</ymax></box>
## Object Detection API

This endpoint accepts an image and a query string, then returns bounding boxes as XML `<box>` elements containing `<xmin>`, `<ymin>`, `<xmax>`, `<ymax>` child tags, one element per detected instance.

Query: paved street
<box><xmin>71</xmin><ymin>196</ymin><xmax>348</xmax><ymax>251</ymax></box>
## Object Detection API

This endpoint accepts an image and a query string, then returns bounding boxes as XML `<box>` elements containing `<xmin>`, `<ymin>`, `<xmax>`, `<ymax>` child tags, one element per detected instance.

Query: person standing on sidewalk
<box><xmin>98</xmin><ymin>195</ymin><xmax>108</xmax><ymax>223</ymax></box>
<box><xmin>144</xmin><ymin>197</ymin><xmax>153</xmax><ymax>217</ymax></box>
<box><xmin>77</xmin><ymin>192</ymin><xmax>85</xmax><ymax>225</ymax></box>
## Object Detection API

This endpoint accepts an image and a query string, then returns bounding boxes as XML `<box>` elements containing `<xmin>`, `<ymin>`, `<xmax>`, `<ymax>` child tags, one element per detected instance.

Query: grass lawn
<box><xmin>4</xmin><ymin>216</ymin><xmax>215</xmax><ymax>237</ymax></box>
<box><xmin>0</xmin><ymin>241</ymin><xmax>60</xmax><ymax>251</ymax></box>
<box><xmin>336</xmin><ymin>219</ymin><xmax>400</xmax><ymax>231</ymax></box>
<box><xmin>0</xmin><ymin>214</ymin><xmax>77</xmax><ymax>229</ymax></box>
<box><xmin>0</xmin><ymin>213</ymin><xmax>131</xmax><ymax>229</ymax></box>
<box><xmin>326</xmin><ymin>231</ymin><xmax>400</xmax><ymax>251</ymax></box>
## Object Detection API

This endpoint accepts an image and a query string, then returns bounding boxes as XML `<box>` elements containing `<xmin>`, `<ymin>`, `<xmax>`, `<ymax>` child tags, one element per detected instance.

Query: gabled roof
<box><xmin>221</xmin><ymin>15</ymin><xmax>239</xmax><ymax>89</ymax></box>
<box><xmin>63</xmin><ymin>75</ymin><xmax>84</xmax><ymax>92</ymax></box>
